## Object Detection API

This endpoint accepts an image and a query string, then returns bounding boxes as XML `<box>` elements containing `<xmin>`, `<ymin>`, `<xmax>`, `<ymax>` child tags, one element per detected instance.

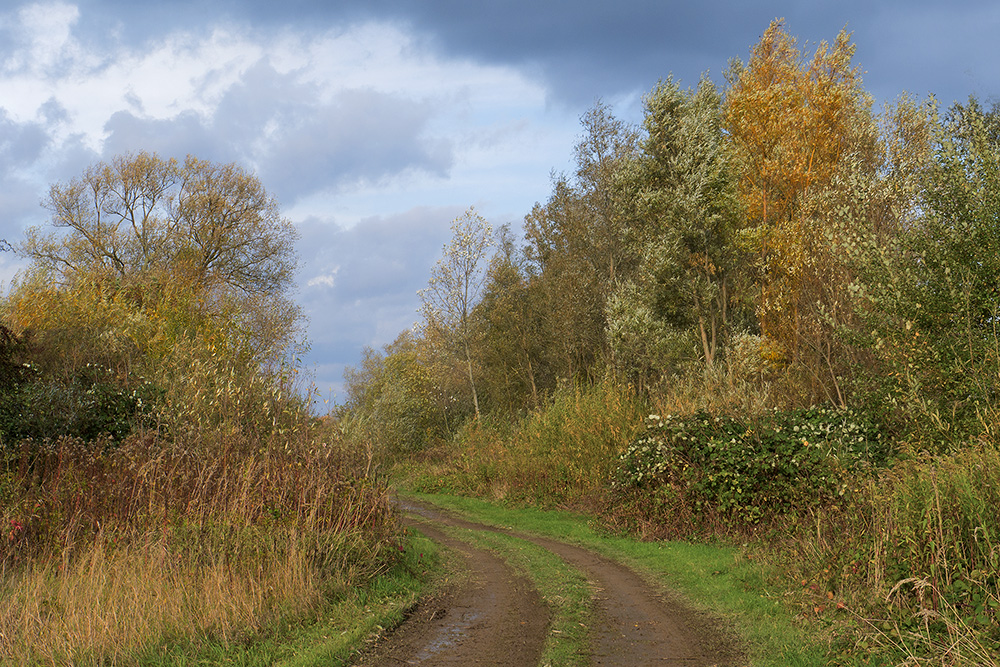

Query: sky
<box><xmin>1</xmin><ymin>0</ymin><xmax>998</xmax><ymax>405</ymax></box>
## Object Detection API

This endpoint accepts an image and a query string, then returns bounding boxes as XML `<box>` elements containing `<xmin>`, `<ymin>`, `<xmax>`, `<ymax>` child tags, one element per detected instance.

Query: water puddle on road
<box><xmin>410</xmin><ymin>608</ymin><xmax>483</xmax><ymax>663</ymax></box>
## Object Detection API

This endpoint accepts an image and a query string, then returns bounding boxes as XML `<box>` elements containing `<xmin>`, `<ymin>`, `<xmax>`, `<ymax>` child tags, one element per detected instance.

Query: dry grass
<box><xmin>418</xmin><ymin>379</ymin><xmax>647</xmax><ymax>506</ymax></box>
<box><xmin>0</xmin><ymin>424</ymin><xmax>400</xmax><ymax>665</ymax></box>
<box><xmin>0</xmin><ymin>531</ymin><xmax>316</xmax><ymax>664</ymax></box>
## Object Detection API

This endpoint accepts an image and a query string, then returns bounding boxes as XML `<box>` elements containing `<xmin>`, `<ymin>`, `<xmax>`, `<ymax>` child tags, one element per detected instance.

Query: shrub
<box><xmin>612</xmin><ymin>406</ymin><xmax>889</xmax><ymax>528</ymax></box>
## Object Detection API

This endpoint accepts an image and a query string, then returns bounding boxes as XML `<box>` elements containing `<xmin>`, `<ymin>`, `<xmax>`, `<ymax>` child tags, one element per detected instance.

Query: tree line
<box><xmin>343</xmin><ymin>19</ymin><xmax>1000</xmax><ymax>453</ymax></box>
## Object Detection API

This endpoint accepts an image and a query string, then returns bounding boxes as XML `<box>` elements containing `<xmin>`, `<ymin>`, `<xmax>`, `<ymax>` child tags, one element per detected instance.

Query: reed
<box><xmin>0</xmin><ymin>424</ymin><xmax>400</xmax><ymax>665</ymax></box>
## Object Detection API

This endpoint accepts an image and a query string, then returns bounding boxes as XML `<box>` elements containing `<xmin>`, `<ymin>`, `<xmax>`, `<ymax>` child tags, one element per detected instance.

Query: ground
<box><xmin>352</xmin><ymin>498</ymin><xmax>744</xmax><ymax>666</ymax></box>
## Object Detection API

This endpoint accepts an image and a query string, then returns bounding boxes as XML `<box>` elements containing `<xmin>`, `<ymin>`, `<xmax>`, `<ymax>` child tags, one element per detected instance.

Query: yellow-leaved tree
<box><xmin>724</xmin><ymin>19</ymin><xmax>881</xmax><ymax>401</ymax></box>
<box><xmin>4</xmin><ymin>151</ymin><xmax>303</xmax><ymax>440</ymax></box>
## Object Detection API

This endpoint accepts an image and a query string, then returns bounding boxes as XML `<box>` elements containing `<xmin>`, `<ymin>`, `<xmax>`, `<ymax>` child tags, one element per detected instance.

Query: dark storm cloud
<box><xmin>73</xmin><ymin>0</ymin><xmax>1000</xmax><ymax>109</ymax></box>
<box><xmin>344</xmin><ymin>0</ymin><xmax>1000</xmax><ymax>107</ymax></box>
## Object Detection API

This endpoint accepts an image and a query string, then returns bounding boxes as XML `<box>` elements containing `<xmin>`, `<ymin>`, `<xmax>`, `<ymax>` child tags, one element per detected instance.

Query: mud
<box><xmin>352</xmin><ymin>499</ymin><xmax>744</xmax><ymax>666</ymax></box>
<box><xmin>352</xmin><ymin>519</ymin><xmax>548</xmax><ymax>666</ymax></box>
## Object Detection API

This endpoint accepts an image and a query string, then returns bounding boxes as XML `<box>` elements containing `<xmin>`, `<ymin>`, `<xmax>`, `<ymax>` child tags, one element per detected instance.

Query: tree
<box><xmin>5</xmin><ymin>152</ymin><xmax>304</xmax><ymax>441</ymax></box>
<box><xmin>572</xmin><ymin>100</ymin><xmax>643</xmax><ymax>286</ymax></box>
<box><xmin>419</xmin><ymin>208</ymin><xmax>493</xmax><ymax>420</ymax></box>
<box><xmin>18</xmin><ymin>151</ymin><xmax>301</xmax><ymax>365</ymax></box>
<box><xmin>608</xmin><ymin>76</ymin><xmax>745</xmax><ymax>382</ymax></box>
<box><xmin>523</xmin><ymin>101</ymin><xmax>642</xmax><ymax>381</ymax></box>
<box><xmin>342</xmin><ymin>329</ymin><xmax>454</xmax><ymax>453</ymax></box>
<box><xmin>470</xmin><ymin>226</ymin><xmax>547</xmax><ymax>414</ymax></box>
<box><xmin>723</xmin><ymin>19</ymin><xmax>878</xmax><ymax>367</ymax></box>
<box><xmin>852</xmin><ymin>98</ymin><xmax>1000</xmax><ymax>444</ymax></box>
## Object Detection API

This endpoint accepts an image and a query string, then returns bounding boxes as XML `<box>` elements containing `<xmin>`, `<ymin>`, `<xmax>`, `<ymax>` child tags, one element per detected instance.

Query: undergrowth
<box><xmin>0</xmin><ymin>424</ymin><xmax>402</xmax><ymax>665</ymax></box>
<box><xmin>402</xmin><ymin>375</ymin><xmax>1000</xmax><ymax>666</ymax></box>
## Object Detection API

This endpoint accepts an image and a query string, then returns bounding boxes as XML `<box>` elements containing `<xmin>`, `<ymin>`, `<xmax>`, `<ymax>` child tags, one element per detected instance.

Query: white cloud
<box><xmin>307</xmin><ymin>267</ymin><xmax>340</xmax><ymax>289</ymax></box>
<box><xmin>4</xmin><ymin>2</ymin><xmax>82</xmax><ymax>75</ymax></box>
<box><xmin>0</xmin><ymin>6</ymin><xmax>568</xmax><ymax>218</ymax></box>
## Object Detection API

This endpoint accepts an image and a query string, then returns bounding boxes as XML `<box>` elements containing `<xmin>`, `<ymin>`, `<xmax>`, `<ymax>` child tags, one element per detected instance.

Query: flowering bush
<box><xmin>613</xmin><ymin>406</ymin><xmax>889</xmax><ymax>525</ymax></box>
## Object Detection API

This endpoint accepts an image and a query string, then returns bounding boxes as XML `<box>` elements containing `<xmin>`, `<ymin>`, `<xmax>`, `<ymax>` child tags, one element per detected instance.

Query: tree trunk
<box><xmin>464</xmin><ymin>340</ymin><xmax>480</xmax><ymax>420</ymax></box>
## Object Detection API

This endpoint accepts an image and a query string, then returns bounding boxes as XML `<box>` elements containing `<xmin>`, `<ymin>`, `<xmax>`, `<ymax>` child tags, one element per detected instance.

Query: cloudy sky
<box><xmin>1</xmin><ymin>1</ymin><xmax>998</xmax><ymax>404</ymax></box>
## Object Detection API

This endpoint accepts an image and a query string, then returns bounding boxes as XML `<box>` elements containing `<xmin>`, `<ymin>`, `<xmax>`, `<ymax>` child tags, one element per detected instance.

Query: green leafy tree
<box><xmin>524</xmin><ymin>101</ymin><xmax>641</xmax><ymax>381</ymax></box>
<box><xmin>852</xmin><ymin>98</ymin><xmax>1000</xmax><ymax>444</ymax></box>
<box><xmin>469</xmin><ymin>226</ymin><xmax>548</xmax><ymax>414</ymax></box>
<box><xmin>608</xmin><ymin>76</ymin><xmax>745</xmax><ymax>383</ymax></box>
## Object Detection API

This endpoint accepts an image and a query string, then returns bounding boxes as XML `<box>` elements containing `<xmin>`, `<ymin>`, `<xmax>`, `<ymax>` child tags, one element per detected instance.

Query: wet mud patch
<box><xmin>352</xmin><ymin>519</ymin><xmax>549</xmax><ymax>666</ymax></box>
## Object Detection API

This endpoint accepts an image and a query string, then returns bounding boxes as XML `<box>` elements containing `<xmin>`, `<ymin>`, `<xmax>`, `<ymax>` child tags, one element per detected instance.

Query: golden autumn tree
<box><xmin>724</xmin><ymin>19</ymin><xmax>880</xmax><ymax>384</ymax></box>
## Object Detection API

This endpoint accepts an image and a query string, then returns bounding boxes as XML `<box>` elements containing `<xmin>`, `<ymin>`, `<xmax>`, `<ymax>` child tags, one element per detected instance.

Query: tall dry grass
<box><xmin>415</xmin><ymin>378</ymin><xmax>647</xmax><ymax>507</ymax></box>
<box><xmin>0</xmin><ymin>425</ymin><xmax>400</xmax><ymax>665</ymax></box>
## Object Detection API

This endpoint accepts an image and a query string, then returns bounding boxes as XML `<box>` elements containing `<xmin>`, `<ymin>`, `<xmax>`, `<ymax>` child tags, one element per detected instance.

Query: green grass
<box><xmin>404</xmin><ymin>490</ymin><xmax>831</xmax><ymax>667</ymax></box>
<box><xmin>125</xmin><ymin>533</ymin><xmax>441</xmax><ymax>667</ymax></box>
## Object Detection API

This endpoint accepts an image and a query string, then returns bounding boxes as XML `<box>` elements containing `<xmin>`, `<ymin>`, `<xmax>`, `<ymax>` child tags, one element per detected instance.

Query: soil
<box><xmin>352</xmin><ymin>498</ymin><xmax>744</xmax><ymax>666</ymax></box>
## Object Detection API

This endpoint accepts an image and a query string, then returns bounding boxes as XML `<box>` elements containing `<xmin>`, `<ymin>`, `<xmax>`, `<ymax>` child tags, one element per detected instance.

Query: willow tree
<box><xmin>15</xmin><ymin>151</ymin><xmax>302</xmax><ymax>367</ymax></box>
<box><xmin>7</xmin><ymin>152</ymin><xmax>303</xmax><ymax>439</ymax></box>
<box><xmin>852</xmin><ymin>98</ymin><xmax>1000</xmax><ymax>443</ymax></box>
<box><xmin>608</xmin><ymin>75</ymin><xmax>744</xmax><ymax>383</ymax></box>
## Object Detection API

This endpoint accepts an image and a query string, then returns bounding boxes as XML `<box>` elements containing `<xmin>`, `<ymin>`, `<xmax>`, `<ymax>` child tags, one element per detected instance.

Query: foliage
<box><xmin>419</xmin><ymin>207</ymin><xmax>494</xmax><ymax>419</ymax></box>
<box><xmin>522</xmin><ymin>102</ymin><xmax>642</xmax><ymax>382</ymax></box>
<box><xmin>0</xmin><ymin>363</ymin><xmax>155</xmax><ymax>444</ymax></box>
<box><xmin>850</xmin><ymin>98</ymin><xmax>1000</xmax><ymax>447</ymax></box>
<box><xmin>4</xmin><ymin>152</ymin><xmax>306</xmax><ymax>445</ymax></box>
<box><xmin>21</xmin><ymin>151</ymin><xmax>301</xmax><ymax>365</ymax></box>
<box><xmin>469</xmin><ymin>230</ymin><xmax>548</xmax><ymax>415</ymax></box>
<box><xmin>612</xmin><ymin>407</ymin><xmax>888</xmax><ymax>529</ymax></box>
<box><xmin>414</xmin><ymin>378</ymin><xmax>646</xmax><ymax>506</ymax></box>
<box><xmin>723</xmin><ymin>18</ymin><xmax>880</xmax><ymax>395</ymax></box>
<box><xmin>608</xmin><ymin>75</ymin><xmax>748</xmax><ymax>383</ymax></box>
<box><xmin>342</xmin><ymin>329</ymin><xmax>461</xmax><ymax>456</ymax></box>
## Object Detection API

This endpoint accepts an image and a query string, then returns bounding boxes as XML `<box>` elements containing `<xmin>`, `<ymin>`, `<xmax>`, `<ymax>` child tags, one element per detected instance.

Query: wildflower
<box><xmin>8</xmin><ymin>519</ymin><xmax>24</xmax><ymax>541</ymax></box>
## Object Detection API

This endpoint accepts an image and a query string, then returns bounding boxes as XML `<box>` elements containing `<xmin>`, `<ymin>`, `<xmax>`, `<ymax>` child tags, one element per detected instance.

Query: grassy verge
<box><xmin>121</xmin><ymin>531</ymin><xmax>439</xmax><ymax>667</ymax></box>
<box><xmin>403</xmin><ymin>490</ymin><xmax>831</xmax><ymax>667</ymax></box>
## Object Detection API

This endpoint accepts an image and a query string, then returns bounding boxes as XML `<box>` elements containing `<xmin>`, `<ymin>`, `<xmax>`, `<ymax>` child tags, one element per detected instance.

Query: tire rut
<box><xmin>395</xmin><ymin>499</ymin><xmax>743</xmax><ymax>667</ymax></box>
<box><xmin>353</xmin><ymin>517</ymin><xmax>549</xmax><ymax>666</ymax></box>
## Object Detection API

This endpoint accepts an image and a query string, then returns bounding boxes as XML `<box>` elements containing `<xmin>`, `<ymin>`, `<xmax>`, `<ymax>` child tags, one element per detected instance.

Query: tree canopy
<box><xmin>343</xmin><ymin>17</ymin><xmax>1000</xmax><ymax>452</ymax></box>
<box><xmin>2</xmin><ymin>152</ymin><xmax>304</xmax><ymax>444</ymax></box>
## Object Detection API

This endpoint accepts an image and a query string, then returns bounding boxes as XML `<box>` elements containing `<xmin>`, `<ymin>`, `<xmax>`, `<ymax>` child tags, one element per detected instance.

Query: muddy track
<box><xmin>353</xmin><ymin>499</ymin><xmax>743</xmax><ymax>666</ymax></box>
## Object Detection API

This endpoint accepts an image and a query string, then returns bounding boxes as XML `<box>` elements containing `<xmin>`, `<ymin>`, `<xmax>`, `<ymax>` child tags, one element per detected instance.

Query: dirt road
<box><xmin>353</xmin><ymin>499</ymin><xmax>743</xmax><ymax>666</ymax></box>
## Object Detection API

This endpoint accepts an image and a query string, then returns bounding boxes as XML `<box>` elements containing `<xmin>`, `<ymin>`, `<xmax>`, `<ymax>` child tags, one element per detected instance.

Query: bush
<box><xmin>612</xmin><ymin>406</ymin><xmax>889</xmax><ymax>528</ymax></box>
<box><xmin>0</xmin><ymin>364</ymin><xmax>156</xmax><ymax>445</ymax></box>
<box><xmin>414</xmin><ymin>378</ymin><xmax>647</xmax><ymax>506</ymax></box>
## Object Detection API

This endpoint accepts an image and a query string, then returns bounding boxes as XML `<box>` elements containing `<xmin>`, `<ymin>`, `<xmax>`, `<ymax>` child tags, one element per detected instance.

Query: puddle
<box><xmin>410</xmin><ymin>608</ymin><xmax>482</xmax><ymax>663</ymax></box>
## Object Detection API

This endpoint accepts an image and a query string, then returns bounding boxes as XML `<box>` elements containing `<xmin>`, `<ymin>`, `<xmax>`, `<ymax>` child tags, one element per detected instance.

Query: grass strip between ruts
<box><xmin>404</xmin><ymin>491</ymin><xmax>832</xmax><ymax>667</ymax></box>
